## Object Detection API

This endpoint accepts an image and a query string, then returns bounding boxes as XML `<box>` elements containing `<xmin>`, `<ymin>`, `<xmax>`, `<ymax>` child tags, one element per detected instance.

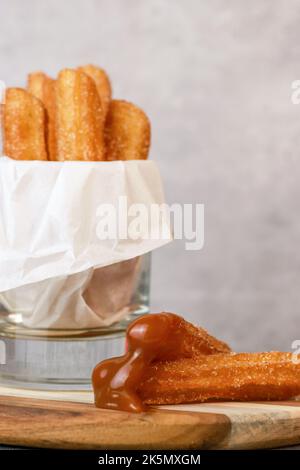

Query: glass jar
<box><xmin>0</xmin><ymin>253</ymin><xmax>151</xmax><ymax>390</ymax></box>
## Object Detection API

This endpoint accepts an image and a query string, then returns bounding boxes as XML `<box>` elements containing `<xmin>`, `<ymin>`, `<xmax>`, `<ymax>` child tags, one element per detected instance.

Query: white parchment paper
<box><xmin>0</xmin><ymin>157</ymin><xmax>171</xmax><ymax>328</ymax></box>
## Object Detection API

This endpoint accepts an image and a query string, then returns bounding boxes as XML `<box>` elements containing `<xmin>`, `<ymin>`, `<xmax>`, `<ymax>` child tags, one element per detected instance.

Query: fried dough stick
<box><xmin>169</xmin><ymin>313</ymin><xmax>231</xmax><ymax>357</ymax></box>
<box><xmin>139</xmin><ymin>352</ymin><xmax>300</xmax><ymax>405</ymax></box>
<box><xmin>3</xmin><ymin>88</ymin><xmax>47</xmax><ymax>160</ymax></box>
<box><xmin>105</xmin><ymin>100</ymin><xmax>151</xmax><ymax>160</ymax></box>
<box><xmin>56</xmin><ymin>69</ymin><xmax>105</xmax><ymax>161</ymax></box>
<box><xmin>92</xmin><ymin>312</ymin><xmax>230</xmax><ymax>412</ymax></box>
<box><xmin>28</xmin><ymin>72</ymin><xmax>56</xmax><ymax>160</ymax></box>
<box><xmin>78</xmin><ymin>65</ymin><xmax>111</xmax><ymax>120</ymax></box>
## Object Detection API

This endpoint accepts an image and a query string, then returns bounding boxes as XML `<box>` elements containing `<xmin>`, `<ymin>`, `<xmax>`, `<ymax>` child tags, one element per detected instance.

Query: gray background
<box><xmin>1</xmin><ymin>0</ymin><xmax>300</xmax><ymax>351</ymax></box>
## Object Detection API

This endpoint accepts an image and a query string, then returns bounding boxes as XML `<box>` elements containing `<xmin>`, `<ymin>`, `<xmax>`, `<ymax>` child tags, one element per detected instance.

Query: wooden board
<box><xmin>0</xmin><ymin>386</ymin><xmax>300</xmax><ymax>450</ymax></box>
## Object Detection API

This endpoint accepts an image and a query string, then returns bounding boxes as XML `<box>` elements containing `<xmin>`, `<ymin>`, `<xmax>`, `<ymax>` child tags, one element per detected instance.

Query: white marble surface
<box><xmin>1</xmin><ymin>0</ymin><xmax>300</xmax><ymax>353</ymax></box>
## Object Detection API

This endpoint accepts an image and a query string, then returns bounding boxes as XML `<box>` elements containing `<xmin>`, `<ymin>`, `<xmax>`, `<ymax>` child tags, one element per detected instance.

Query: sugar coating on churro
<box><xmin>175</xmin><ymin>314</ymin><xmax>231</xmax><ymax>357</ymax></box>
<box><xmin>56</xmin><ymin>69</ymin><xmax>105</xmax><ymax>161</ymax></box>
<box><xmin>78</xmin><ymin>65</ymin><xmax>111</xmax><ymax>120</ymax></box>
<box><xmin>28</xmin><ymin>72</ymin><xmax>45</xmax><ymax>99</ymax></box>
<box><xmin>3</xmin><ymin>65</ymin><xmax>151</xmax><ymax>162</ymax></box>
<box><xmin>28</xmin><ymin>72</ymin><xmax>57</xmax><ymax>160</ymax></box>
<box><xmin>3</xmin><ymin>88</ymin><xmax>47</xmax><ymax>160</ymax></box>
<box><xmin>92</xmin><ymin>312</ymin><xmax>230</xmax><ymax>412</ymax></box>
<box><xmin>105</xmin><ymin>99</ymin><xmax>151</xmax><ymax>160</ymax></box>
<box><xmin>139</xmin><ymin>352</ymin><xmax>300</xmax><ymax>404</ymax></box>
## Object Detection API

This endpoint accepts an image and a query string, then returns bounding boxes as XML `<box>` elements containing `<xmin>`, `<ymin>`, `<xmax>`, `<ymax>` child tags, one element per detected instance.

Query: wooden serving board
<box><xmin>0</xmin><ymin>386</ymin><xmax>300</xmax><ymax>450</ymax></box>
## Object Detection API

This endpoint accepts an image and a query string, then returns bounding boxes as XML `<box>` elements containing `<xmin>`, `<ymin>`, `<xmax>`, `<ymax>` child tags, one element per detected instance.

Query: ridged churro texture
<box><xmin>28</xmin><ymin>72</ymin><xmax>57</xmax><ymax>160</ymax></box>
<box><xmin>2</xmin><ymin>88</ymin><xmax>47</xmax><ymax>160</ymax></box>
<box><xmin>56</xmin><ymin>69</ymin><xmax>105</xmax><ymax>161</ymax></box>
<box><xmin>105</xmin><ymin>100</ymin><xmax>151</xmax><ymax>160</ymax></box>
<box><xmin>174</xmin><ymin>314</ymin><xmax>231</xmax><ymax>357</ymax></box>
<box><xmin>139</xmin><ymin>352</ymin><xmax>300</xmax><ymax>405</ymax></box>
<box><xmin>78</xmin><ymin>65</ymin><xmax>111</xmax><ymax>120</ymax></box>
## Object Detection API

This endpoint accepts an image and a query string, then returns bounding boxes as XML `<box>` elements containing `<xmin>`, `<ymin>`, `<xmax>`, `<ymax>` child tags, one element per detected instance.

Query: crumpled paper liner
<box><xmin>0</xmin><ymin>257</ymin><xmax>143</xmax><ymax>329</ymax></box>
<box><xmin>0</xmin><ymin>157</ymin><xmax>170</xmax><ymax>328</ymax></box>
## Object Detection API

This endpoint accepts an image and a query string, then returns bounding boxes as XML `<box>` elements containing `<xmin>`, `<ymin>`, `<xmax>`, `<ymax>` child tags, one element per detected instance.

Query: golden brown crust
<box><xmin>166</xmin><ymin>313</ymin><xmax>231</xmax><ymax>358</ymax></box>
<box><xmin>56</xmin><ymin>69</ymin><xmax>105</xmax><ymax>161</ymax></box>
<box><xmin>3</xmin><ymin>88</ymin><xmax>47</xmax><ymax>160</ymax></box>
<box><xmin>78</xmin><ymin>65</ymin><xmax>111</xmax><ymax>120</ymax></box>
<box><xmin>28</xmin><ymin>72</ymin><xmax>57</xmax><ymax>160</ymax></box>
<box><xmin>139</xmin><ymin>352</ymin><xmax>300</xmax><ymax>405</ymax></box>
<box><xmin>104</xmin><ymin>99</ymin><xmax>151</xmax><ymax>160</ymax></box>
<box><xmin>27</xmin><ymin>72</ymin><xmax>45</xmax><ymax>100</ymax></box>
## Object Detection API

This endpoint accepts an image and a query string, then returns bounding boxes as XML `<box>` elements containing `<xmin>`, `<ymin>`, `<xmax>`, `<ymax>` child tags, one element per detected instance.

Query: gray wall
<box><xmin>1</xmin><ymin>0</ymin><xmax>300</xmax><ymax>351</ymax></box>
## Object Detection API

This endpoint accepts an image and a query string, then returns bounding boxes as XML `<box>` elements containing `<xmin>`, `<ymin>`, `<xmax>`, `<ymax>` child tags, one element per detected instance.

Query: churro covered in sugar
<box><xmin>56</xmin><ymin>69</ymin><xmax>105</xmax><ymax>161</ymax></box>
<box><xmin>3</xmin><ymin>88</ymin><xmax>47</xmax><ymax>161</ymax></box>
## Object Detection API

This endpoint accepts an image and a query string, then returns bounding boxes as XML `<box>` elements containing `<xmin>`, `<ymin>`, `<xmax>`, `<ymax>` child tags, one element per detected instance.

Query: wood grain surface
<box><xmin>0</xmin><ymin>387</ymin><xmax>300</xmax><ymax>449</ymax></box>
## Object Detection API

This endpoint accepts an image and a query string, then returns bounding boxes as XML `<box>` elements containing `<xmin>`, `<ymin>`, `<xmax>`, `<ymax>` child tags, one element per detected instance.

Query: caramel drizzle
<box><xmin>92</xmin><ymin>313</ymin><xmax>184</xmax><ymax>412</ymax></box>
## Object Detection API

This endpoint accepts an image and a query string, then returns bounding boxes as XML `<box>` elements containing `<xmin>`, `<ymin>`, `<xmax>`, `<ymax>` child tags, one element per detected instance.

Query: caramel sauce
<box><xmin>92</xmin><ymin>312</ymin><xmax>185</xmax><ymax>412</ymax></box>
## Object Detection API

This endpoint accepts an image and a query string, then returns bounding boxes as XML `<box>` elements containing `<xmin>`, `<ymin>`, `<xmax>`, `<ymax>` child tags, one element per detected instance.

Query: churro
<box><xmin>92</xmin><ymin>313</ymin><xmax>230</xmax><ymax>412</ymax></box>
<box><xmin>139</xmin><ymin>352</ymin><xmax>300</xmax><ymax>405</ymax></box>
<box><xmin>173</xmin><ymin>313</ymin><xmax>230</xmax><ymax>357</ymax></box>
<box><xmin>3</xmin><ymin>65</ymin><xmax>150</xmax><ymax>162</ymax></box>
<box><xmin>78</xmin><ymin>65</ymin><xmax>111</xmax><ymax>120</ymax></box>
<box><xmin>56</xmin><ymin>69</ymin><xmax>105</xmax><ymax>161</ymax></box>
<box><xmin>92</xmin><ymin>313</ymin><xmax>300</xmax><ymax>412</ymax></box>
<box><xmin>3</xmin><ymin>88</ymin><xmax>47</xmax><ymax>160</ymax></box>
<box><xmin>105</xmin><ymin>99</ymin><xmax>151</xmax><ymax>160</ymax></box>
<box><xmin>28</xmin><ymin>72</ymin><xmax>56</xmax><ymax>160</ymax></box>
